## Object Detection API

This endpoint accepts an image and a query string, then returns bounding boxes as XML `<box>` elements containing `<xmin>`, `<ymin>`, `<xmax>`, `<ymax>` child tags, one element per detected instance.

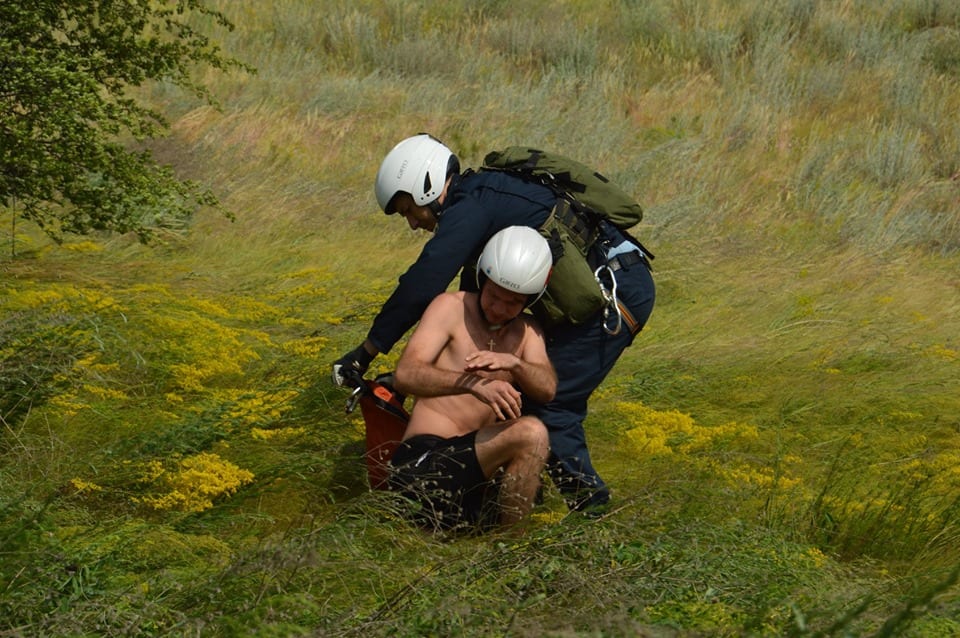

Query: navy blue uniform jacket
<box><xmin>367</xmin><ymin>169</ymin><xmax>556</xmax><ymax>354</ymax></box>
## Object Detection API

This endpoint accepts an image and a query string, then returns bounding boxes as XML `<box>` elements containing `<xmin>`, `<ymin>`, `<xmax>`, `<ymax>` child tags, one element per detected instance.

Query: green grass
<box><xmin>3</xmin><ymin>0</ymin><xmax>960</xmax><ymax>635</ymax></box>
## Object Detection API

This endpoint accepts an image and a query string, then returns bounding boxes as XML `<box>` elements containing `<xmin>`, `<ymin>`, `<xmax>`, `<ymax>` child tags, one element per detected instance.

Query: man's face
<box><xmin>480</xmin><ymin>282</ymin><xmax>528</xmax><ymax>326</ymax></box>
<box><xmin>391</xmin><ymin>193</ymin><xmax>437</xmax><ymax>232</ymax></box>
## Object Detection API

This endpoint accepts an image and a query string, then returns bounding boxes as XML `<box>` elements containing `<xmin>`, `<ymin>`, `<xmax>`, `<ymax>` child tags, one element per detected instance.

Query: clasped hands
<box><xmin>463</xmin><ymin>350</ymin><xmax>522</xmax><ymax>421</ymax></box>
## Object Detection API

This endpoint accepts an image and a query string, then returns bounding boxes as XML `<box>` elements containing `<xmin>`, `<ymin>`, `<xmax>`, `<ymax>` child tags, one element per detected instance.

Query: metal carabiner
<box><xmin>593</xmin><ymin>264</ymin><xmax>622</xmax><ymax>336</ymax></box>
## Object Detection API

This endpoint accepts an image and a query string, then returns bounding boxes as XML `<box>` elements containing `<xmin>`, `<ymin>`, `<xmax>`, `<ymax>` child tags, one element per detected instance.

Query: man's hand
<box><xmin>468</xmin><ymin>376</ymin><xmax>522</xmax><ymax>421</ymax></box>
<box><xmin>464</xmin><ymin>351</ymin><xmax>522</xmax><ymax>419</ymax></box>
<box><xmin>332</xmin><ymin>344</ymin><xmax>375</xmax><ymax>388</ymax></box>
<box><xmin>464</xmin><ymin>346</ymin><xmax>556</xmax><ymax>405</ymax></box>
<box><xmin>463</xmin><ymin>351</ymin><xmax>520</xmax><ymax>374</ymax></box>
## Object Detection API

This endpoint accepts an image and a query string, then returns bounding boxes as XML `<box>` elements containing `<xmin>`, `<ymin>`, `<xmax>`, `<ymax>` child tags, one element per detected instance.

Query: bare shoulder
<box><xmin>517</xmin><ymin>313</ymin><xmax>546</xmax><ymax>337</ymax></box>
<box><xmin>420</xmin><ymin>290</ymin><xmax>468</xmax><ymax>326</ymax></box>
<box><xmin>426</xmin><ymin>290</ymin><xmax>468</xmax><ymax>312</ymax></box>
<box><xmin>505</xmin><ymin>313</ymin><xmax>547</xmax><ymax>355</ymax></box>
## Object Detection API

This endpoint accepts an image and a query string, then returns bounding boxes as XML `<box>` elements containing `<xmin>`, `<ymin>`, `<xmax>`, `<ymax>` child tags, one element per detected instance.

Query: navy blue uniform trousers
<box><xmin>531</xmin><ymin>231</ymin><xmax>655</xmax><ymax>510</ymax></box>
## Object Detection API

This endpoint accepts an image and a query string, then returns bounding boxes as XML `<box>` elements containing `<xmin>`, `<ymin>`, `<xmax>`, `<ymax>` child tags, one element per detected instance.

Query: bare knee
<box><xmin>514</xmin><ymin>416</ymin><xmax>549</xmax><ymax>457</ymax></box>
<box><xmin>476</xmin><ymin>416</ymin><xmax>549</xmax><ymax>477</ymax></box>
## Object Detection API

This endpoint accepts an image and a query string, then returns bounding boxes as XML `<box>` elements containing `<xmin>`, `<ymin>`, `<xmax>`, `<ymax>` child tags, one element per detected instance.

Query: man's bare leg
<box><xmin>475</xmin><ymin>416</ymin><xmax>550</xmax><ymax>526</ymax></box>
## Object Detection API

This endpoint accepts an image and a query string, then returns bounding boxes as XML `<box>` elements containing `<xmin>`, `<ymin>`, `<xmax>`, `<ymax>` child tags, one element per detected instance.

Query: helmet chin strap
<box><xmin>429</xmin><ymin>173</ymin><xmax>457</xmax><ymax>221</ymax></box>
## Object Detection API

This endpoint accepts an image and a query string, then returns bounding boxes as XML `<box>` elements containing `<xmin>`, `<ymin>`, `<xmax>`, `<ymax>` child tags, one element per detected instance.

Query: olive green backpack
<box><xmin>482</xmin><ymin>147</ymin><xmax>651</xmax><ymax>327</ymax></box>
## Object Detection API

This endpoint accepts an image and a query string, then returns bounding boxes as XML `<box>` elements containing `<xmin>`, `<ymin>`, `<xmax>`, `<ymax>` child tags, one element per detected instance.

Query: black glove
<box><xmin>332</xmin><ymin>344</ymin><xmax>374</xmax><ymax>388</ymax></box>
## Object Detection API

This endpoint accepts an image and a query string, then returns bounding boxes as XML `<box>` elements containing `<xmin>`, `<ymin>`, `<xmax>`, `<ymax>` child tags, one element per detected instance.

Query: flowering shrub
<box><xmin>250</xmin><ymin>426</ymin><xmax>306</xmax><ymax>441</ymax></box>
<box><xmin>618</xmin><ymin>401</ymin><xmax>802</xmax><ymax>490</ymax></box>
<box><xmin>213</xmin><ymin>388</ymin><xmax>300</xmax><ymax>429</ymax></box>
<box><xmin>135</xmin><ymin>452</ymin><xmax>255</xmax><ymax>513</ymax></box>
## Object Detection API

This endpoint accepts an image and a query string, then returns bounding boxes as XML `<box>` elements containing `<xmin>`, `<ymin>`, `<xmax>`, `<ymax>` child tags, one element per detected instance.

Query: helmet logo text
<box><xmin>498</xmin><ymin>277</ymin><xmax>521</xmax><ymax>290</ymax></box>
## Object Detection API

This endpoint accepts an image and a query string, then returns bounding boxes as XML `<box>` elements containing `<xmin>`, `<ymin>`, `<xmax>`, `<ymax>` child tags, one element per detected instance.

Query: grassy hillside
<box><xmin>3</xmin><ymin>1</ymin><xmax>960</xmax><ymax>635</ymax></box>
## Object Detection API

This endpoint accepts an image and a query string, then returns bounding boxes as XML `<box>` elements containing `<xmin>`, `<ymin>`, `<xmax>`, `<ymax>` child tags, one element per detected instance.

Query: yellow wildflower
<box><xmin>70</xmin><ymin>478</ymin><xmax>103</xmax><ymax>493</ymax></box>
<box><xmin>135</xmin><ymin>452</ymin><xmax>254</xmax><ymax>513</ymax></box>
<box><xmin>251</xmin><ymin>426</ymin><xmax>306</xmax><ymax>441</ymax></box>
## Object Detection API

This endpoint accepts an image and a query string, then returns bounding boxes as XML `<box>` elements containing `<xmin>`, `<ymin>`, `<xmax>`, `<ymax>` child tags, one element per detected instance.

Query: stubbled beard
<box><xmin>478</xmin><ymin>294</ymin><xmax>505</xmax><ymax>331</ymax></box>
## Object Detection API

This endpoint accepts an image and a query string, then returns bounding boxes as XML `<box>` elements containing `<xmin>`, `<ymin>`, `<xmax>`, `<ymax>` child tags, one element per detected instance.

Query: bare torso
<box><xmin>402</xmin><ymin>292</ymin><xmax>529</xmax><ymax>440</ymax></box>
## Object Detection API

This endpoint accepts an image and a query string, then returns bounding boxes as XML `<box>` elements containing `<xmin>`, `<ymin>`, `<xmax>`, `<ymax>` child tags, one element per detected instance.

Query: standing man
<box><xmin>333</xmin><ymin>134</ymin><xmax>655</xmax><ymax>512</ymax></box>
<box><xmin>389</xmin><ymin>226</ymin><xmax>555</xmax><ymax>530</ymax></box>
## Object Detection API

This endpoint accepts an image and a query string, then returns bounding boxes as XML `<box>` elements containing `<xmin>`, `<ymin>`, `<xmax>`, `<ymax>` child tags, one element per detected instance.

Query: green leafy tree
<box><xmin>0</xmin><ymin>0</ymin><xmax>249</xmax><ymax>247</ymax></box>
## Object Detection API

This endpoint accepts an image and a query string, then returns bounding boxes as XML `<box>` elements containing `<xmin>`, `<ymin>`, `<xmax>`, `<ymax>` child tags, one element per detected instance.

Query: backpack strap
<box><xmin>552</xmin><ymin>198</ymin><xmax>596</xmax><ymax>247</ymax></box>
<box><xmin>515</xmin><ymin>150</ymin><xmax>586</xmax><ymax>194</ymax></box>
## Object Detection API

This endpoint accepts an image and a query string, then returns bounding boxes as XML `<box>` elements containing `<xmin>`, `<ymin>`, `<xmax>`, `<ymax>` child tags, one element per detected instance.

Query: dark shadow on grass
<box><xmin>328</xmin><ymin>439</ymin><xmax>369</xmax><ymax>501</ymax></box>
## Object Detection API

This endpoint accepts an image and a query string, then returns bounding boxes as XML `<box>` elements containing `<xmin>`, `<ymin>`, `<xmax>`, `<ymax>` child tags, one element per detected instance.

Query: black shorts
<box><xmin>388</xmin><ymin>432</ymin><xmax>498</xmax><ymax>531</ymax></box>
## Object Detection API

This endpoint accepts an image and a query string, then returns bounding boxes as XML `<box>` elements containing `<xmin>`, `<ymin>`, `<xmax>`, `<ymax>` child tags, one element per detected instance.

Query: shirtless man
<box><xmin>389</xmin><ymin>226</ymin><xmax>557</xmax><ymax>530</ymax></box>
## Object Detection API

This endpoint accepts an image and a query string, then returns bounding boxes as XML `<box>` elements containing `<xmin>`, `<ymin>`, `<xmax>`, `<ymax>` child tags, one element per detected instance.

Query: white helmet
<box><xmin>374</xmin><ymin>134</ymin><xmax>459</xmax><ymax>214</ymax></box>
<box><xmin>477</xmin><ymin>226</ymin><xmax>553</xmax><ymax>299</ymax></box>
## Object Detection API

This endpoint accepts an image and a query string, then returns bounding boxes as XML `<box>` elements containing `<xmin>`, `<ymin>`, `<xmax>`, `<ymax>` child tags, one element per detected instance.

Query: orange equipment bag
<box><xmin>345</xmin><ymin>373</ymin><xmax>409</xmax><ymax>489</ymax></box>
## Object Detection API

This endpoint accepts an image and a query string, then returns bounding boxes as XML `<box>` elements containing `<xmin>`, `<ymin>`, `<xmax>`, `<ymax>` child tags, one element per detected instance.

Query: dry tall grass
<box><xmin>3</xmin><ymin>1</ymin><xmax>960</xmax><ymax>635</ymax></box>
